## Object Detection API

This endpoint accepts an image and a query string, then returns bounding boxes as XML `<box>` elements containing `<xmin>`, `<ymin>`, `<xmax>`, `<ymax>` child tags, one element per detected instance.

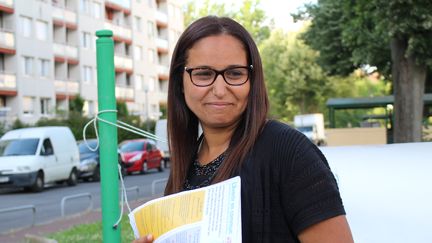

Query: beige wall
<box><xmin>326</xmin><ymin>127</ymin><xmax>387</xmax><ymax>146</ymax></box>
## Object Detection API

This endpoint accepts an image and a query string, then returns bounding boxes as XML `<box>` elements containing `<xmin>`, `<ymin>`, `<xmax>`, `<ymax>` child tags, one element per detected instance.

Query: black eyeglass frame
<box><xmin>184</xmin><ymin>65</ymin><xmax>253</xmax><ymax>87</ymax></box>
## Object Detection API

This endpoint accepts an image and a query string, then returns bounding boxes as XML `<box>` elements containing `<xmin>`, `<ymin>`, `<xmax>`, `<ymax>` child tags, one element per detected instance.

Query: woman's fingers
<box><xmin>132</xmin><ymin>234</ymin><xmax>154</xmax><ymax>243</ymax></box>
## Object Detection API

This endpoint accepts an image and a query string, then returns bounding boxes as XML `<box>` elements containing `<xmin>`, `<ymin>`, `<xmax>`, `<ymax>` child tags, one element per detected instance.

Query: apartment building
<box><xmin>0</xmin><ymin>0</ymin><xmax>183</xmax><ymax>125</ymax></box>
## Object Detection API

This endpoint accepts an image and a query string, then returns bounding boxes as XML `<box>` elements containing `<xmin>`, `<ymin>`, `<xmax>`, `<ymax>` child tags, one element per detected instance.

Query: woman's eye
<box><xmin>193</xmin><ymin>70</ymin><xmax>213</xmax><ymax>78</ymax></box>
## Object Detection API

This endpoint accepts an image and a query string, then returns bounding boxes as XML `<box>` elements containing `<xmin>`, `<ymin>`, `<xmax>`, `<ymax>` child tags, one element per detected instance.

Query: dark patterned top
<box><xmin>183</xmin><ymin>152</ymin><xmax>225</xmax><ymax>190</ymax></box>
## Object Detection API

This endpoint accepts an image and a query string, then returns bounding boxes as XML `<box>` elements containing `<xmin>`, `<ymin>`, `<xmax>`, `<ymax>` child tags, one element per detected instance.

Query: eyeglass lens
<box><xmin>190</xmin><ymin>67</ymin><xmax>249</xmax><ymax>86</ymax></box>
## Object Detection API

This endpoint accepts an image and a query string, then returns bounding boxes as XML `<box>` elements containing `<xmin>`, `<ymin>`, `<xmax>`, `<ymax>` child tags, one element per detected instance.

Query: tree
<box><xmin>69</xmin><ymin>95</ymin><xmax>85</xmax><ymax>113</ymax></box>
<box><xmin>183</xmin><ymin>0</ymin><xmax>270</xmax><ymax>45</ymax></box>
<box><xmin>261</xmin><ymin>30</ymin><xmax>330</xmax><ymax>122</ymax></box>
<box><xmin>296</xmin><ymin>0</ymin><xmax>432</xmax><ymax>142</ymax></box>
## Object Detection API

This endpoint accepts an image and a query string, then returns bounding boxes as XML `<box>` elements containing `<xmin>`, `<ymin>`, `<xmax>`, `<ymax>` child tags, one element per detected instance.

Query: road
<box><xmin>0</xmin><ymin>169</ymin><xmax>169</xmax><ymax>234</ymax></box>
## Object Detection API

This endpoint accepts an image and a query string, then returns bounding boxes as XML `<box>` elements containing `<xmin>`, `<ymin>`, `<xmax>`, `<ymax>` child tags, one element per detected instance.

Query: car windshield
<box><xmin>120</xmin><ymin>141</ymin><xmax>145</xmax><ymax>152</ymax></box>
<box><xmin>0</xmin><ymin>138</ymin><xmax>40</xmax><ymax>156</ymax></box>
<box><xmin>297</xmin><ymin>126</ymin><xmax>313</xmax><ymax>133</ymax></box>
<box><xmin>78</xmin><ymin>140</ymin><xmax>98</xmax><ymax>154</ymax></box>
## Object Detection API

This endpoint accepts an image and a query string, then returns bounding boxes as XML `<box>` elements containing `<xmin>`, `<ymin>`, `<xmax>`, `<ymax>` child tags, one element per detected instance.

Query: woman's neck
<box><xmin>198</xmin><ymin>125</ymin><xmax>236</xmax><ymax>165</ymax></box>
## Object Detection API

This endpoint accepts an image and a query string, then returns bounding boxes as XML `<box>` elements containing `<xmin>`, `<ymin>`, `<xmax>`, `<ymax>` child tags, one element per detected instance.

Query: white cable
<box><xmin>82</xmin><ymin>109</ymin><xmax>167</xmax><ymax>152</ymax></box>
<box><xmin>113</xmin><ymin>164</ymin><xmax>131</xmax><ymax>229</ymax></box>
<box><xmin>82</xmin><ymin>109</ymin><xmax>167</xmax><ymax>229</ymax></box>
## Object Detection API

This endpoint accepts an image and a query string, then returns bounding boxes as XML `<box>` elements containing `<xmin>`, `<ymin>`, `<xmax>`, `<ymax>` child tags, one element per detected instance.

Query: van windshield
<box><xmin>297</xmin><ymin>126</ymin><xmax>313</xmax><ymax>133</ymax></box>
<box><xmin>0</xmin><ymin>139</ymin><xmax>40</xmax><ymax>156</ymax></box>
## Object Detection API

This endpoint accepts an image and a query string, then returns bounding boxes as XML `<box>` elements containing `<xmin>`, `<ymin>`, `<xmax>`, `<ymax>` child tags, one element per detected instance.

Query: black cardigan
<box><xmin>239</xmin><ymin>120</ymin><xmax>345</xmax><ymax>242</ymax></box>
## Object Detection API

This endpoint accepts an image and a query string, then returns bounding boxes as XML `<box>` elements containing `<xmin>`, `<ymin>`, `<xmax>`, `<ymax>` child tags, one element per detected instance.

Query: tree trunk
<box><xmin>391</xmin><ymin>37</ymin><xmax>426</xmax><ymax>143</ymax></box>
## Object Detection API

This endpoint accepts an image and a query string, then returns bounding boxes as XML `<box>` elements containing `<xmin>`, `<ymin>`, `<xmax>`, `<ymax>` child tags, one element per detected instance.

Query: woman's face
<box><xmin>183</xmin><ymin>34</ymin><xmax>250</xmax><ymax>130</ymax></box>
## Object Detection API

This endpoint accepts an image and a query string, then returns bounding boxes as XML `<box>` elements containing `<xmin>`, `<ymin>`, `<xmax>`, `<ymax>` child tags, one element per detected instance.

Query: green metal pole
<box><xmin>96</xmin><ymin>30</ymin><xmax>120</xmax><ymax>243</ymax></box>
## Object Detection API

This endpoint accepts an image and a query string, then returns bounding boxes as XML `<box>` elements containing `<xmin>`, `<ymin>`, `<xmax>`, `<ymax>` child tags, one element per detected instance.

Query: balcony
<box><xmin>0</xmin><ymin>29</ymin><xmax>15</xmax><ymax>54</ymax></box>
<box><xmin>157</xmin><ymin>65</ymin><xmax>169</xmax><ymax>80</ymax></box>
<box><xmin>54</xmin><ymin>80</ymin><xmax>79</xmax><ymax>98</ymax></box>
<box><xmin>116</xmin><ymin>86</ymin><xmax>134</xmax><ymax>101</ymax></box>
<box><xmin>0</xmin><ymin>72</ymin><xmax>16</xmax><ymax>95</ymax></box>
<box><xmin>156</xmin><ymin>37</ymin><xmax>168</xmax><ymax>53</ymax></box>
<box><xmin>114</xmin><ymin>55</ymin><xmax>133</xmax><ymax>72</ymax></box>
<box><xmin>0</xmin><ymin>0</ymin><xmax>14</xmax><ymax>13</ymax></box>
<box><xmin>155</xmin><ymin>11</ymin><xmax>168</xmax><ymax>27</ymax></box>
<box><xmin>52</xmin><ymin>6</ymin><xmax>77</xmax><ymax>29</ymax></box>
<box><xmin>53</xmin><ymin>43</ymin><xmax>78</xmax><ymax>62</ymax></box>
<box><xmin>105</xmin><ymin>22</ymin><xmax>132</xmax><ymax>43</ymax></box>
<box><xmin>106</xmin><ymin>0</ymin><xmax>130</xmax><ymax>10</ymax></box>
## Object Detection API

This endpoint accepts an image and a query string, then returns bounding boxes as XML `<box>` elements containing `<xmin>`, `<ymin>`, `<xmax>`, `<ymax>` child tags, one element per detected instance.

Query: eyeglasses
<box><xmin>184</xmin><ymin>65</ymin><xmax>253</xmax><ymax>87</ymax></box>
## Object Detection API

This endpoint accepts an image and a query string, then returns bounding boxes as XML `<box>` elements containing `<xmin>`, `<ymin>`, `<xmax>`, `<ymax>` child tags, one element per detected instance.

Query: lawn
<box><xmin>47</xmin><ymin>216</ymin><xmax>135</xmax><ymax>242</ymax></box>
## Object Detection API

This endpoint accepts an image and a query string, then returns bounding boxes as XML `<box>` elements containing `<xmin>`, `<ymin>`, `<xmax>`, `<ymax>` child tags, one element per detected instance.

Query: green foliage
<box><xmin>261</xmin><ymin>30</ymin><xmax>330</xmax><ymax>122</ymax></box>
<box><xmin>295</xmin><ymin>0</ymin><xmax>432</xmax><ymax>76</ymax></box>
<box><xmin>183</xmin><ymin>0</ymin><xmax>270</xmax><ymax>45</ymax></box>
<box><xmin>48</xmin><ymin>216</ymin><xmax>134</xmax><ymax>243</ymax></box>
<box><xmin>11</xmin><ymin>119</ymin><xmax>29</xmax><ymax>130</ymax></box>
<box><xmin>159</xmin><ymin>103</ymin><xmax>167</xmax><ymax>119</ymax></box>
<box><xmin>116</xmin><ymin>101</ymin><xmax>129</xmax><ymax>118</ymax></box>
<box><xmin>69</xmin><ymin>95</ymin><xmax>85</xmax><ymax>113</ymax></box>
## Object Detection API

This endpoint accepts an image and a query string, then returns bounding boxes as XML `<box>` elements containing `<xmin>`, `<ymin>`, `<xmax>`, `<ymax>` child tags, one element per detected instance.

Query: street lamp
<box><xmin>144</xmin><ymin>83</ymin><xmax>150</xmax><ymax>131</ymax></box>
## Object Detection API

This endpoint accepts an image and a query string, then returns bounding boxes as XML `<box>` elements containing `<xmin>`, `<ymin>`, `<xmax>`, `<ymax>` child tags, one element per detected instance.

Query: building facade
<box><xmin>0</xmin><ymin>0</ymin><xmax>183</xmax><ymax>125</ymax></box>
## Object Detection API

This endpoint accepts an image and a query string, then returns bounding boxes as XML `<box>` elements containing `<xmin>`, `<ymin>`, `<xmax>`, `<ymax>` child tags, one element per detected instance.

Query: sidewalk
<box><xmin>0</xmin><ymin>197</ymin><xmax>158</xmax><ymax>243</ymax></box>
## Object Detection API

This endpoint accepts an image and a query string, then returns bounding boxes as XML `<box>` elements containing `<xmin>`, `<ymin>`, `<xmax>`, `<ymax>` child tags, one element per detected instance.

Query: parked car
<box><xmin>119</xmin><ymin>139</ymin><xmax>164</xmax><ymax>174</ymax></box>
<box><xmin>0</xmin><ymin>126</ymin><xmax>80</xmax><ymax>192</ymax></box>
<box><xmin>78</xmin><ymin>139</ymin><xmax>126</xmax><ymax>182</ymax></box>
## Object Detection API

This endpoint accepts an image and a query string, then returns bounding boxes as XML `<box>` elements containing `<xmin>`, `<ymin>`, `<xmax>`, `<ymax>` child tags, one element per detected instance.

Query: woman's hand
<box><xmin>132</xmin><ymin>234</ymin><xmax>154</xmax><ymax>243</ymax></box>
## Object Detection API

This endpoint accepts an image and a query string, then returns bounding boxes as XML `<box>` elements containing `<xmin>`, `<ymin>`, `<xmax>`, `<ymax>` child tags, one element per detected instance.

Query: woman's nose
<box><xmin>211</xmin><ymin>74</ymin><xmax>227</xmax><ymax>97</ymax></box>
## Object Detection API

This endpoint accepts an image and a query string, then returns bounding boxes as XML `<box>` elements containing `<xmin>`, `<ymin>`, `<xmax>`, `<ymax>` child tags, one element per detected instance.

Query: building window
<box><xmin>39</xmin><ymin>59</ymin><xmax>50</xmax><ymax>77</ymax></box>
<box><xmin>126</xmin><ymin>74</ymin><xmax>132</xmax><ymax>86</ymax></box>
<box><xmin>23</xmin><ymin>56</ymin><xmax>34</xmax><ymax>76</ymax></box>
<box><xmin>147</xmin><ymin>21</ymin><xmax>154</xmax><ymax>38</ymax></box>
<box><xmin>93</xmin><ymin>1</ymin><xmax>101</xmax><ymax>19</ymax></box>
<box><xmin>82</xmin><ymin>65</ymin><xmax>92</xmax><ymax>83</ymax></box>
<box><xmin>23</xmin><ymin>96</ymin><xmax>35</xmax><ymax>115</ymax></box>
<box><xmin>134</xmin><ymin>16</ymin><xmax>142</xmax><ymax>31</ymax></box>
<box><xmin>80</xmin><ymin>0</ymin><xmax>91</xmax><ymax>14</ymax></box>
<box><xmin>83</xmin><ymin>100</ymin><xmax>95</xmax><ymax>116</ymax></box>
<box><xmin>148</xmin><ymin>77</ymin><xmax>155</xmax><ymax>92</ymax></box>
<box><xmin>40</xmin><ymin>98</ymin><xmax>51</xmax><ymax>115</ymax></box>
<box><xmin>20</xmin><ymin>16</ymin><xmax>32</xmax><ymax>38</ymax></box>
<box><xmin>81</xmin><ymin>32</ymin><xmax>92</xmax><ymax>49</ymax></box>
<box><xmin>36</xmin><ymin>20</ymin><xmax>48</xmax><ymax>41</ymax></box>
<box><xmin>0</xmin><ymin>54</ymin><xmax>4</xmax><ymax>71</ymax></box>
<box><xmin>134</xmin><ymin>46</ymin><xmax>143</xmax><ymax>60</ymax></box>
<box><xmin>148</xmin><ymin>49</ymin><xmax>155</xmax><ymax>64</ymax></box>
<box><xmin>135</xmin><ymin>74</ymin><xmax>143</xmax><ymax>91</ymax></box>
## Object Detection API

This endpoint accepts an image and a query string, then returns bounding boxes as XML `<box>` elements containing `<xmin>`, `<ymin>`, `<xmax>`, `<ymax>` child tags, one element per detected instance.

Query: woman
<box><xmin>135</xmin><ymin>16</ymin><xmax>353</xmax><ymax>243</ymax></box>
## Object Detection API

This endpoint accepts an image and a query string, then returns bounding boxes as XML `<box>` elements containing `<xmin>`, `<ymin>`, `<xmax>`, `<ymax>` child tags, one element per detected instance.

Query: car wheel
<box><xmin>92</xmin><ymin>165</ymin><xmax>100</xmax><ymax>182</ymax></box>
<box><xmin>30</xmin><ymin>172</ymin><xmax>44</xmax><ymax>193</ymax></box>
<box><xmin>158</xmin><ymin>159</ymin><xmax>165</xmax><ymax>172</ymax></box>
<box><xmin>67</xmin><ymin>169</ymin><xmax>78</xmax><ymax>186</ymax></box>
<box><xmin>141</xmin><ymin>161</ymin><xmax>148</xmax><ymax>174</ymax></box>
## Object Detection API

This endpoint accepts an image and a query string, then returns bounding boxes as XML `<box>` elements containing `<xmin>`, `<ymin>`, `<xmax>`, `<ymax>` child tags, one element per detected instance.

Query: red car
<box><xmin>119</xmin><ymin>139</ymin><xmax>165</xmax><ymax>174</ymax></box>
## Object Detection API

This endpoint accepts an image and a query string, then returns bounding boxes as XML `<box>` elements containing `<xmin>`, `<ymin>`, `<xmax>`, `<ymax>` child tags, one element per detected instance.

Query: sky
<box><xmin>183</xmin><ymin>0</ymin><xmax>317</xmax><ymax>31</ymax></box>
<box><xmin>259</xmin><ymin>0</ymin><xmax>316</xmax><ymax>31</ymax></box>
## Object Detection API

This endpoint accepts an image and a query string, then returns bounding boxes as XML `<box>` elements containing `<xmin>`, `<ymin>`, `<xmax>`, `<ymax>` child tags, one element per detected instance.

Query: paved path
<box><xmin>0</xmin><ymin>196</ymin><xmax>160</xmax><ymax>243</ymax></box>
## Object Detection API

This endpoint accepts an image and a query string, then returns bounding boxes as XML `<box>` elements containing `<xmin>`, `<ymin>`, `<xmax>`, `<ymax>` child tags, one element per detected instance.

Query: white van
<box><xmin>0</xmin><ymin>126</ymin><xmax>80</xmax><ymax>192</ymax></box>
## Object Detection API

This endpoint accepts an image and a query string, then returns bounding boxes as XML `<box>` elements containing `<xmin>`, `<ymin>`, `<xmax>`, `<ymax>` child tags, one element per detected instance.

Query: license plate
<box><xmin>0</xmin><ymin>176</ymin><xmax>9</xmax><ymax>183</ymax></box>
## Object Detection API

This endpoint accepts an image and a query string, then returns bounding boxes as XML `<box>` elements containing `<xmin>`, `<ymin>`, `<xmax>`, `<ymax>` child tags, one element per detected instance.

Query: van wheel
<box><xmin>67</xmin><ymin>169</ymin><xmax>78</xmax><ymax>186</ymax></box>
<box><xmin>30</xmin><ymin>172</ymin><xmax>44</xmax><ymax>193</ymax></box>
<box><xmin>141</xmin><ymin>162</ymin><xmax>148</xmax><ymax>174</ymax></box>
<box><xmin>158</xmin><ymin>159</ymin><xmax>165</xmax><ymax>172</ymax></box>
<box><xmin>92</xmin><ymin>165</ymin><xmax>100</xmax><ymax>182</ymax></box>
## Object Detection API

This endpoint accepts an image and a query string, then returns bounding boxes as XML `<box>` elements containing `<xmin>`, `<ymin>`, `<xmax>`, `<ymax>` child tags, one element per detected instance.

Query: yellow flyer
<box><xmin>128</xmin><ymin>176</ymin><xmax>242</xmax><ymax>243</ymax></box>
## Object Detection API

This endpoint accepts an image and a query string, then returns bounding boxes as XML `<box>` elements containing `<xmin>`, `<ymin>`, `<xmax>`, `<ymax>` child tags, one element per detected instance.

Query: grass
<box><xmin>47</xmin><ymin>216</ymin><xmax>135</xmax><ymax>243</ymax></box>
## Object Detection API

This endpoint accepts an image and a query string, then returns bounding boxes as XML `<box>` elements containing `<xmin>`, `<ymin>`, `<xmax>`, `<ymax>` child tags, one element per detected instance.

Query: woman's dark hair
<box><xmin>165</xmin><ymin>16</ymin><xmax>268</xmax><ymax>194</ymax></box>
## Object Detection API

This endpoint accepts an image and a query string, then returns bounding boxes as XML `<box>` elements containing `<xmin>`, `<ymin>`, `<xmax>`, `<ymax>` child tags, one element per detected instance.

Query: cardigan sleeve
<box><xmin>279</xmin><ymin>133</ymin><xmax>346</xmax><ymax>236</ymax></box>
